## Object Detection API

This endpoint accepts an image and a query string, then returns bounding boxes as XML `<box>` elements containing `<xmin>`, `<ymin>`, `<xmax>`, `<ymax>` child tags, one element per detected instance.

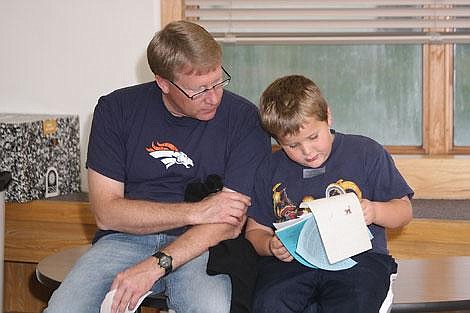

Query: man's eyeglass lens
<box><xmin>170</xmin><ymin>67</ymin><xmax>231</xmax><ymax>100</ymax></box>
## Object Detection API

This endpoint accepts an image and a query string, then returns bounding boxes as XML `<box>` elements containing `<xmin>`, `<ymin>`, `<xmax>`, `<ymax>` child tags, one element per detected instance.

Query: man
<box><xmin>44</xmin><ymin>20</ymin><xmax>270</xmax><ymax>313</ymax></box>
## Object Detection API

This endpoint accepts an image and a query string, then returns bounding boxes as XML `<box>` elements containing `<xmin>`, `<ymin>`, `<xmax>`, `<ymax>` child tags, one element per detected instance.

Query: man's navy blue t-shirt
<box><xmin>87</xmin><ymin>81</ymin><xmax>270</xmax><ymax>236</ymax></box>
<box><xmin>248</xmin><ymin>131</ymin><xmax>414</xmax><ymax>255</ymax></box>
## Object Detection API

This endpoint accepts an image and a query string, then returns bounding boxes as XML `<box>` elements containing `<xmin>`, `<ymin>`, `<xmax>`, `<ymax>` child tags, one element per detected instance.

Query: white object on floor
<box><xmin>379</xmin><ymin>273</ymin><xmax>398</xmax><ymax>313</ymax></box>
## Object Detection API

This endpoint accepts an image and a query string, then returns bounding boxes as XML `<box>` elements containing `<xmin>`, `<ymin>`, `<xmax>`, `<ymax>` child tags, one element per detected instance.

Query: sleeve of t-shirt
<box><xmin>365</xmin><ymin>143</ymin><xmax>414</xmax><ymax>201</ymax></box>
<box><xmin>86</xmin><ymin>95</ymin><xmax>126</xmax><ymax>182</ymax></box>
<box><xmin>247</xmin><ymin>154</ymin><xmax>277</xmax><ymax>228</ymax></box>
<box><xmin>222</xmin><ymin>107</ymin><xmax>271</xmax><ymax>198</ymax></box>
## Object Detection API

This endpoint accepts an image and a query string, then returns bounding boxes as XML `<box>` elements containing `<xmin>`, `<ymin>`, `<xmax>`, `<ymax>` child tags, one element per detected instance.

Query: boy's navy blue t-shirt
<box><xmin>87</xmin><ymin>81</ymin><xmax>270</xmax><ymax>237</ymax></box>
<box><xmin>249</xmin><ymin>131</ymin><xmax>414</xmax><ymax>255</ymax></box>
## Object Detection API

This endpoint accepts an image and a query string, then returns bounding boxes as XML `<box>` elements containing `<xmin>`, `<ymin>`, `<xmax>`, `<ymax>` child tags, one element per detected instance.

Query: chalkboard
<box><xmin>222</xmin><ymin>44</ymin><xmax>422</xmax><ymax>146</ymax></box>
<box><xmin>455</xmin><ymin>44</ymin><xmax>470</xmax><ymax>147</ymax></box>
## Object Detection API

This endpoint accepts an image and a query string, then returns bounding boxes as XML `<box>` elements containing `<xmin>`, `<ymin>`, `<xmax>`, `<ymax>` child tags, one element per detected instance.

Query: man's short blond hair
<box><xmin>259</xmin><ymin>75</ymin><xmax>329</xmax><ymax>139</ymax></box>
<box><xmin>147</xmin><ymin>20</ymin><xmax>222</xmax><ymax>80</ymax></box>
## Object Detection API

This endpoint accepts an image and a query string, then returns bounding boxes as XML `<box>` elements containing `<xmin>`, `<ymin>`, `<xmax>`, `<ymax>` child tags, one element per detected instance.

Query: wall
<box><xmin>0</xmin><ymin>0</ymin><xmax>161</xmax><ymax>192</ymax></box>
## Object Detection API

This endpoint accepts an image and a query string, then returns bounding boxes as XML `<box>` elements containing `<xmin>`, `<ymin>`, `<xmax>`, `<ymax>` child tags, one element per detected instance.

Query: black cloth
<box><xmin>207</xmin><ymin>236</ymin><xmax>258</xmax><ymax>313</ymax></box>
<box><xmin>185</xmin><ymin>175</ymin><xmax>258</xmax><ymax>313</ymax></box>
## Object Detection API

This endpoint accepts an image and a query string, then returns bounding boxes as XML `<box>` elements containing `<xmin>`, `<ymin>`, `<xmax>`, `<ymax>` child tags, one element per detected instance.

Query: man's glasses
<box><xmin>169</xmin><ymin>66</ymin><xmax>231</xmax><ymax>100</ymax></box>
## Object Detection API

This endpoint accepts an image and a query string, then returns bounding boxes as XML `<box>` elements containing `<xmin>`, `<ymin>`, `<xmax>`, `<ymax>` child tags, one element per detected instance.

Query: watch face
<box><xmin>160</xmin><ymin>255</ymin><xmax>171</xmax><ymax>268</ymax></box>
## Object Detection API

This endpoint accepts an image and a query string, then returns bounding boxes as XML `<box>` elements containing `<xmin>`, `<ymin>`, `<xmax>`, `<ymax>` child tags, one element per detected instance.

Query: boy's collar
<box><xmin>303</xmin><ymin>167</ymin><xmax>326</xmax><ymax>179</ymax></box>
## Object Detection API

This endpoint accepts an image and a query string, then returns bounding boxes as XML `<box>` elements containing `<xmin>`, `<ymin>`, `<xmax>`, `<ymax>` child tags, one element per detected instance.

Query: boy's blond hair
<box><xmin>147</xmin><ymin>20</ymin><xmax>222</xmax><ymax>80</ymax></box>
<box><xmin>259</xmin><ymin>75</ymin><xmax>328</xmax><ymax>139</ymax></box>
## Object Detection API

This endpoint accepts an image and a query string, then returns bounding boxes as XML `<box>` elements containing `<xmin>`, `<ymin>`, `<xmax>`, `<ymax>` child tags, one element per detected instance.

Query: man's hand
<box><xmin>109</xmin><ymin>258</ymin><xmax>163</xmax><ymax>313</ymax></box>
<box><xmin>269</xmin><ymin>235</ymin><xmax>293</xmax><ymax>262</ymax></box>
<box><xmin>190</xmin><ymin>190</ymin><xmax>251</xmax><ymax>226</ymax></box>
<box><xmin>226</xmin><ymin>214</ymin><xmax>247</xmax><ymax>240</ymax></box>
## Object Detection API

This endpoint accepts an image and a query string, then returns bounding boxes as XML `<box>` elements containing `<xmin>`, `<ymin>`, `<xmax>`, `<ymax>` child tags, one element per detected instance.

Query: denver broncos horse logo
<box><xmin>146</xmin><ymin>141</ymin><xmax>194</xmax><ymax>169</ymax></box>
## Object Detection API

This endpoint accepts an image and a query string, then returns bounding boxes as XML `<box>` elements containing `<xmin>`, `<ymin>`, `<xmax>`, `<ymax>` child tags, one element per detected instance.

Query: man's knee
<box><xmin>44</xmin><ymin>287</ymin><xmax>103</xmax><ymax>313</ymax></box>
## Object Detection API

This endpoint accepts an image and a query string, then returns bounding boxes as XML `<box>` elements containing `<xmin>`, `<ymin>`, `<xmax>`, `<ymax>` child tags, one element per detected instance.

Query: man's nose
<box><xmin>204</xmin><ymin>88</ymin><xmax>219</xmax><ymax>105</ymax></box>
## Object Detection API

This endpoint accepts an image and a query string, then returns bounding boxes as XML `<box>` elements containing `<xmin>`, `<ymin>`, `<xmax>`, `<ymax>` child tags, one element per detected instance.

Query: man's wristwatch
<box><xmin>152</xmin><ymin>251</ymin><xmax>173</xmax><ymax>275</ymax></box>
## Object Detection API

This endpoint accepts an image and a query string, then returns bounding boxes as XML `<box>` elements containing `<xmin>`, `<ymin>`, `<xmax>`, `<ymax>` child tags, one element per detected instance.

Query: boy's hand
<box><xmin>269</xmin><ymin>235</ymin><xmax>293</xmax><ymax>262</ymax></box>
<box><xmin>360</xmin><ymin>198</ymin><xmax>376</xmax><ymax>225</ymax></box>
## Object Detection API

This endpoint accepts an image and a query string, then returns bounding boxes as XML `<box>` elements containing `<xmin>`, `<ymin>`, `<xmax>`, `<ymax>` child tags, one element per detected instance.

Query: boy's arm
<box><xmin>361</xmin><ymin>195</ymin><xmax>412</xmax><ymax>228</ymax></box>
<box><xmin>245</xmin><ymin>218</ymin><xmax>293</xmax><ymax>262</ymax></box>
<box><xmin>245</xmin><ymin>218</ymin><xmax>274</xmax><ymax>256</ymax></box>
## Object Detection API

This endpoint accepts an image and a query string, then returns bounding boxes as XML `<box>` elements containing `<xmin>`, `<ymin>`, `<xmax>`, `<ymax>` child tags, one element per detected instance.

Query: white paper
<box><xmin>296</xmin><ymin>216</ymin><xmax>357</xmax><ymax>270</ymax></box>
<box><xmin>302</xmin><ymin>193</ymin><xmax>372</xmax><ymax>264</ymax></box>
<box><xmin>100</xmin><ymin>289</ymin><xmax>153</xmax><ymax>313</ymax></box>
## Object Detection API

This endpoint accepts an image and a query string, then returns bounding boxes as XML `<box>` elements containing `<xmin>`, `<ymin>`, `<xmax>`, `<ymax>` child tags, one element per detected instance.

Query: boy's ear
<box><xmin>155</xmin><ymin>75</ymin><xmax>170</xmax><ymax>94</ymax></box>
<box><xmin>327</xmin><ymin>106</ymin><xmax>333</xmax><ymax>127</ymax></box>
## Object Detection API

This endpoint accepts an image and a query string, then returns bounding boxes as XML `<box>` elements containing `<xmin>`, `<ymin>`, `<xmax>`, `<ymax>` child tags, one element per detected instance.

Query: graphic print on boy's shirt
<box><xmin>272</xmin><ymin>179</ymin><xmax>362</xmax><ymax>223</ymax></box>
<box><xmin>146</xmin><ymin>141</ymin><xmax>194</xmax><ymax>169</ymax></box>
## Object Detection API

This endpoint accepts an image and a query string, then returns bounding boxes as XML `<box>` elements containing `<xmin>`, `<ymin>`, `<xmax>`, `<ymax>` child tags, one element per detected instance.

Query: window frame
<box><xmin>162</xmin><ymin>0</ymin><xmax>469</xmax><ymax>155</ymax></box>
<box><xmin>160</xmin><ymin>0</ymin><xmax>470</xmax><ymax>199</ymax></box>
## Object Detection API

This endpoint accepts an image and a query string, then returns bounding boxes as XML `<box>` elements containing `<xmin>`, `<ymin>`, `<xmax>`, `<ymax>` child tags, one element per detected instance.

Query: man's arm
<box><xmin>88</xmin><ymin>168</ymin><xmax>251</xmax><ymax>234</ymax></box>
<box><xmin>109</xmin><ymin>221</ymin><xmax>243</xmax><ymax>313</ymax></box>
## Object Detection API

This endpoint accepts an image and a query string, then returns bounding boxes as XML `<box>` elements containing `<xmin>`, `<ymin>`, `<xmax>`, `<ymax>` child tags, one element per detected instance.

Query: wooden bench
<box><xmin>35</xmin><ymin>245</ymin><xmax>470</xmax><ymax>313</ymax></box>
<box><xmin>388</xmin><ymin>218</ymin><xmax>470</xmax><ymax>259</ymax></box>
<box><xmin>5</xmin><ymin>195</ymin><xmax>470</xmax><ymax>312</ymax></box>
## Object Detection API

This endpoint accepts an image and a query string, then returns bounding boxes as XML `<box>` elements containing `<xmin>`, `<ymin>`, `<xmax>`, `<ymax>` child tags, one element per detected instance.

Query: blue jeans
<box><xmin>43</xmin><ymin>232</ymin><xmax>231</xmax><ymax>313</ymax></box>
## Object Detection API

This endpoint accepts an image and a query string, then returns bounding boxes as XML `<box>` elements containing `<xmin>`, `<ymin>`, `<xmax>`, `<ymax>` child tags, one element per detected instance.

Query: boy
<box><xmin>246</xmin><ymin>75</ymin><xmax>413</xmax><ymax>313</ymax></box>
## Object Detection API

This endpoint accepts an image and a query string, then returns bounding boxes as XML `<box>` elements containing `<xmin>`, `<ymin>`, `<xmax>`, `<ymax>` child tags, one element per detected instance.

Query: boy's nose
<box><xmin>300</xmin><ymin>144</ymin><xmax>313</xmax><ymax>156</ymax></box>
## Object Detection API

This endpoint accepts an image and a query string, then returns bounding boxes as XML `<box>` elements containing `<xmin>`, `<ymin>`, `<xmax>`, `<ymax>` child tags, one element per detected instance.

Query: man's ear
<box><xmin>155</xmin><ymin>75</ymin><xmax>170</xmax><ymax>94</ymax></box>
